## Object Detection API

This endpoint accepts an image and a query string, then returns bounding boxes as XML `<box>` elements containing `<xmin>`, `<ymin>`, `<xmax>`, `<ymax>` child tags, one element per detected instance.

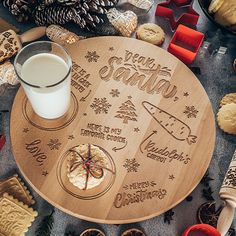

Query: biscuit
<box><xmin>217</xmin><ymin>103</ymin><xmax>236</xmax><ymax>134</ymax></box>
<box><xmin>0</xmin><ymin>193</ymin><xmax>37</xmax><ymax>236</ymax></box>
<box><xmin>67</xmin><ymin>144</ymin><xmax>110</xmax><ymax>190</ymax></box>
<box><xmin>136</xmin><ymin>23</ymin><xmax>165</xmax><ymax>45</ymax></box>
<box><xmin>214</xmin><ymin>1</ymin><xmax>236</xmax><ymax>27</ymax></box>
<box><xmin>220</xmin><ymin>93</ymin><xmax>236</xmax><ymax>107</ymax></box>
<box><xmin>107</xmin><ymin>8</ymin><xmax>138</xmax><ymax>37</ymax></box>
<box><xmin>208</xmin><ymin>0</ymin><xmax>224</xmax><ymax>13</ymax></box>
<box><xmin>0</xmin><ymin>174</ymin><xmax>35</xmax><ymax>206</ymax></box>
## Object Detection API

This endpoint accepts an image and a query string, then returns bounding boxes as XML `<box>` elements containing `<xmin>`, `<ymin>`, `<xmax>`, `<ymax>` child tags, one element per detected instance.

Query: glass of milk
<box><xmin>14</xmin><ymin>41</ymin><xmax>72</xmax><ymax>119</ymax></box>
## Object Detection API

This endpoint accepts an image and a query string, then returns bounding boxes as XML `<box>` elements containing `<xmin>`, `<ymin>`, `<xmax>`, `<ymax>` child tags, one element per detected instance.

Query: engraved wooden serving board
<box><xmin>10</xmin><ymin>36</ymin><xmax>215</xmax><ymax>224</ymax></box>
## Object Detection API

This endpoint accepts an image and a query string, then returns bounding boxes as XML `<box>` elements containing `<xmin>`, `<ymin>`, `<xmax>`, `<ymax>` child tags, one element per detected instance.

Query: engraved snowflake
<box><xmin>169</xmin><ymin>174</ymin><xmax>175</xmax><ymax>180</ymax></box>
<box><xmin>123</xmin><ymin>158</ymin><xmax>140</xmax><ymax>173</ymax></box>
<box><xmin>68</xmin><ymin>135</ymin><xmax>75</xmax><ymax>140</ymax></box>
<box><xmin>85</xmin><ymin>51</ymin><xmax>100</xmax><ymax>63</ymax></box>
<box><xmin>183</xmin><ymin>106</ymin><xmax>198</xmax><ymax>118</ymax></box>
<box><xmin>110</xmin><ymin>89</ymin><xmax>120</xmax><ymax>97</ymax></box>
<box><xmin>42</xmin><ymin>170</ymin><xmax>49</xmax><ymax>176</ymax></box>
<box><xmin>134</xmin><ymin>127</ymin><xmax>140</xmax><ymax>132</ymax></box>
<box><xmin>47</xmin><ymin>139</ymin><xmax>62</xmax><ymax>150</ymax></box>
<box><xmin>183</xmin><ymin>92</ymin><xmax>189</xmax><ymax>97</ymax></box>
<box><xmin>90</xmin><ymin>98</ymin><xmax>111</xmax><ymax>114</ymax></box>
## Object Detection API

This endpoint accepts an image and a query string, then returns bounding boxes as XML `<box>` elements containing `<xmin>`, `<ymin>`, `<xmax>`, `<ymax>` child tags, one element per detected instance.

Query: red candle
<box><xmin>182</xmin><ymin>224</ymin><xmax>221</xmax><ymax>236</ymax></box>
<box><xmin>188</xmin><ymin>231</ymin><xmax>208</xmax><ymax>236</ymax></box>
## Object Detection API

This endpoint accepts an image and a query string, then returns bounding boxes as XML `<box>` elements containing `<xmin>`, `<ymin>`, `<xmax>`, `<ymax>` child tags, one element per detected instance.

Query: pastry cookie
<box><xmin>67</xmin><ymin>144</ymin><xmax>109</xmax><ymax>190</ymax></box>
<box><xmin>46</xmin><ymin>25</ymin><xmax>84</xmax><ymax>46</ymax></box>
<box><xmin>217</xmin><ymin>103</ymin><xmax>236</xmax><ymax>134</ymax></box>
<box><xmin>208</xmin><ymin>0</ymin><xmax>225</xmax><ymax>13</ymax></box>
<box><xmin>0</xmin><ymin>193</ymin><xmax>37</xmax><ymax>236</ymax></box>
<box><xmin>220</xmin><ymin>93</ymin><xmax>236</xmax><ymax>107</ymax></box>
<box><xmin>136</xmin><ymin>23</ymin><xmax>165</xmax><ymax>45</ymax></box>
<box><xmin>0</xmin><ymin>61</ymin><xmax>19</xmax><ymax>86</ymax></box>
<box><xmin>0</xmin><ymin>174</ymin><xmax>35</xmax><ymax>206</ymax></box>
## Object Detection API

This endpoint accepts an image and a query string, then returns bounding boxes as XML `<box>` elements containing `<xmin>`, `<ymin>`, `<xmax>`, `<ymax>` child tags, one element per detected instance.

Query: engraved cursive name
<box><xmin>99</xmin><ymin>50</ymin><xmax>177</xmax><ymax>98</ymax></box>
<box><xmin>143</xmin><ymin>140</ymin><xmax>190</xmax><ymax>165</ymax></box>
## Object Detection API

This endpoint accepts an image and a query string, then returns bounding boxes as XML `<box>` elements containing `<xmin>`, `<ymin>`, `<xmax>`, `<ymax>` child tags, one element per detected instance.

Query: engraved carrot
<box><xmin>142</xmin><ymin>101</ymin><xmax>197</xmax><ymax>145</ymax></box>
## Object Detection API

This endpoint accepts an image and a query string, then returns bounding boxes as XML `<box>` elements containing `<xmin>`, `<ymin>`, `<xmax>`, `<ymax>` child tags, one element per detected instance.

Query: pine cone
<box><xmin>38</xmin><ymin>0</ymin><xmax>79</xmax><ymax>6</ymax></box>
<box><xmin>33</xmin><ymin>0</ymin><xmax>119</xmax><ymax>30</ymax></box>
<box><xmin>2</xmin><ymin>0</ymin><xmax>34</xmax><ymax>22</ymax></box>
<box><xmin>34</xmin><ymin>4</ymin><xmax>86</xmax><ymax>27</ymax></box>
<box><xmin>73</xmin><ymin>0</ymin><xmax>120</xmax><ymax>28</ymax></box>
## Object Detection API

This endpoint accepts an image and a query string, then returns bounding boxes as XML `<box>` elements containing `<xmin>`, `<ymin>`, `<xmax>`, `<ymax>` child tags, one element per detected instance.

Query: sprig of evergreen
<box><xmin>35</xmin><ymin>209</ymin><xmax>55</xmax><ymax>236</ymax></box>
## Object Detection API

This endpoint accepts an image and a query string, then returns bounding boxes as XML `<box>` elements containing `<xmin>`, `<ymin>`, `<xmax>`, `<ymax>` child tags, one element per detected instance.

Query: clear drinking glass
<box><xmin>14</xmin><ymin>41</ymin><xmax>72</xmax><ymax>119</ymax></box>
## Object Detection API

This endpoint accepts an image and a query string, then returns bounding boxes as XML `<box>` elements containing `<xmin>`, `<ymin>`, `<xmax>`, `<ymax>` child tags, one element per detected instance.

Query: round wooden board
<box><xmin>10</xmin><ymin>36</ymin><xmax>215</xmax><ymax>224</ymax></box>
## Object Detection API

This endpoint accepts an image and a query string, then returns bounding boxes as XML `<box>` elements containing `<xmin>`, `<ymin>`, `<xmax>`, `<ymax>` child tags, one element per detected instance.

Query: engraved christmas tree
<box><xmin>115</xmin><ymin>99</ymin><xmax>137</xmax><ymax>124</ymax></box>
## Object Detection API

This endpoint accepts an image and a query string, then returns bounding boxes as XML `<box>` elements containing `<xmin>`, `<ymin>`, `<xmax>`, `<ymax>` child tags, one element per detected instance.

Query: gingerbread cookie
<box><xmin>0</xmin><ymin>193</ymin><xmax>37</xmax><ymax>236</ymax></box>
<box><xmin>0</xmin><ymin>29</ymin><xmax>21</xmax><ymax>63</ymax></box>
<box><xmin>217</xmin><ymin>103</ymin><xmax>236</xmax><ymax>134</ymax></box>
<box><xmin>0</xmin><ymin>174</ymin><xmax>35</xmax><ymax>206</ymax></box>
<box><xmin>220</xmin><ymin>93</ymin><xmax>236</xmax><ymax>107</ymax></box>
<box><xmin>67</xmin><ymin>144</ymin><xmax>111</xmax><ymax>190</ymax></box>
<box><xmin>136</xmin><ymin>23</ymin><xmax>165</xmax><ymax>45</ymax></box>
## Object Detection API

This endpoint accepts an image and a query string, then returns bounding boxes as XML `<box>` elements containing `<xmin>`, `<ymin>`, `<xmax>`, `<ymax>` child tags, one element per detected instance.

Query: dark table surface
<box><xmin>0</xmin><ymin>0</ymin><xmax>236</xmax><ymax>235</ymax></box>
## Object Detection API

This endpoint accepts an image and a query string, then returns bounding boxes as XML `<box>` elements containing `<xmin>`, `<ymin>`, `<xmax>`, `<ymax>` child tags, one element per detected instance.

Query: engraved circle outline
<box><xmin>56</xmin><ymin>145</ymin><xmax>116</xmax><ymax>200</ymax></box>
<box><xmin>22</xmin><ymin>92</ymin><xmax>78</xmax><ymax>131</ymax></box>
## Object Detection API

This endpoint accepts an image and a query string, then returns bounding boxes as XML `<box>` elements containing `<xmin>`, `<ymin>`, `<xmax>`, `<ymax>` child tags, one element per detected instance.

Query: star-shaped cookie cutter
<box><xmin>155</xmin><ymin>0</ymin><xmax>199</xmax><ymax>30</ymax></box>
<box><xmin>168</xmin><ymin>24</ymin><xmax>204</xmax><ymax>64</ymax></box>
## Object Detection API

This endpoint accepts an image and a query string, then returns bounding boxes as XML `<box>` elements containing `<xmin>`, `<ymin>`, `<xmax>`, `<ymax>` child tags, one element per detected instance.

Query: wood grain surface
<box><xmin>10</xmin><ymin>36</ymin><xmax>215</xmax><ymax>224</ymax></box>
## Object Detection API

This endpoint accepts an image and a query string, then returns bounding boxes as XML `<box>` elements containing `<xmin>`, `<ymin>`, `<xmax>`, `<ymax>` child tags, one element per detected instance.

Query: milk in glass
<box><xmin>21</xmin><ymin>53</ymin><xmax>71</xmax><ymax>119</ymax></box>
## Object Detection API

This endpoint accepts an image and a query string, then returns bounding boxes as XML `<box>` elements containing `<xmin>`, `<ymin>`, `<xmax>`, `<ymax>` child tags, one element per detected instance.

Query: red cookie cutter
<box><xmin>155</xmin><ymin>0</ymin><xmax>199</xmax><ymax>30</ymax></box>
<box><xmin>0</xmin><ymin>135</ymin><xmax>6</xmax><ymax>151</ymax></box>
<box><xmin>182</xmin><ymin>224</ymin><xmax>221</xmax><ymax>236</ymax></box>
<box><xmin>168</xmin><ymin>24</ymin><xmax>204</xmax><ymax>64</ymax></box>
